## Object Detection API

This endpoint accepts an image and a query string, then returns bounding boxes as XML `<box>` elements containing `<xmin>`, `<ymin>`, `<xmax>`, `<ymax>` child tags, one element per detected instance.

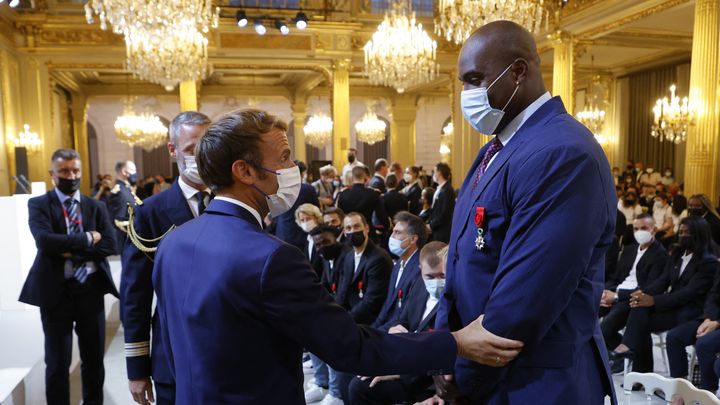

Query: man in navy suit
<box><xmin>369</xmin><ymin>158</ymin><xmax>389</xmax><ymax>194</ymax></box>
<box><xmin>433</xmin><ymin>21</ymin><xmax>617</xmax><ymax>404</ymax></box>
<box><xmin>428</xmin><ymin>163</ymin><xmax>455</xmax><ymax>243</ymax></box>
<box><xmin>153</xmin><ymin>108</ymin><xmax>523</xmax><ymax>405</ymax></box>
<box><xmin>19</xmin><ymin>148</ymin><xmax>118</xmax><ymax>405</ymax></box>
<box><xmin>373</xmin><ymin>211</ymin><xmax>427</xmax><ymax>331</ymax></box>
<box><xmin>120</xmin><ymin>112</ymin><xmax>211</xmax><ymax>405</ymax></box>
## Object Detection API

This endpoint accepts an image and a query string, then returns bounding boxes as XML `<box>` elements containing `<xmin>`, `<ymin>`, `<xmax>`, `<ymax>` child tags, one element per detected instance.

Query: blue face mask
<box><xmin>388</xmin><ymin>236</ymin><xmax>409</xmax><ymax>257</ymax></box>
<box><xmin>424</xmin><ymin>278</ymin><xmax>446</xmax><ymax>299</ymax></box>
<box><xmin>460</xmin><ymin>61</ymin><xmax>519</xmax><ymax>135</ymax></box>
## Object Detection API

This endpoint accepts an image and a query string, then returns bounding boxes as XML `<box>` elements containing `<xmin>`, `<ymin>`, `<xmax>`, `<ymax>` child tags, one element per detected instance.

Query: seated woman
<box><xmin>347</xmin><ymin>242</ymin><xmax>448</xmax><ymax>405</ymax></box>
<box><xmin>609</xmin><ymin>216</ymin><xmax>718</xmax><ymax>374</ymax></box>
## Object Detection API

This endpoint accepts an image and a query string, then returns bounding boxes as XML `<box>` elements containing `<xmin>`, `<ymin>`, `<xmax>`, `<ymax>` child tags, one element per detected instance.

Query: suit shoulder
<box><xmin>28</xmin><ymin>193</ymin><xmax>50</xmax><ymax>206</ymax></box>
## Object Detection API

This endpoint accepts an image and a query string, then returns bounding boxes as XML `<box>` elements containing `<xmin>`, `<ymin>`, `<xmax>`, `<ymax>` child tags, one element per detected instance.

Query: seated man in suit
<box><xmin>348</xmin><ymin>241</ymin><xmax>449</xmax><ymax>405</ymax></box>
<box><xmin>427</xmin><ymin>163</ymin><xmax>455</xmax><ymax>243</ymax></box>
<box><xmin>373</xmin><ymin>211</ymin><xmax>427</xmax><ymax>332</ymax></box>
<box><xmin>19</xmin><ymin>148</ymin><xmax>118</xmax><ymax>405</ymax></box>
<box><xmin>600</xmin><ymin>214</ymin><xmax>668</xmax><ymax>349</ymax></box>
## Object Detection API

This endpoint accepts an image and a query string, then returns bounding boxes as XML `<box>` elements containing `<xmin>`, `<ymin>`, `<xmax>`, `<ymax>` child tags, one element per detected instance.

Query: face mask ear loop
<box><xmin>487</xmin><ymin>62</ymin><xmax>515</xmax><ymax>91</ymax></box>
<box><xmin>501</xmin><ymin>83</ymin><xmax>520</xmax><ymax>112</ymax></box>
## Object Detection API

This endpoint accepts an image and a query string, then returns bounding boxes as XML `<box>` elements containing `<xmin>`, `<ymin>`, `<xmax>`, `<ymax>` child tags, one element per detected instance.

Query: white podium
<box><xmin>0</xmin><ymin>193</ymin><xmax>40</xmax><ymax>311</ymax></box>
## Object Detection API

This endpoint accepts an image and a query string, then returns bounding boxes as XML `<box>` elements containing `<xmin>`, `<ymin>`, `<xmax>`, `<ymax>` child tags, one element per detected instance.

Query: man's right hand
<box><xmin>129</xmin><ymin>378</ymin><xmax>155</xmax><ymax>405</ymax></box>
<box><xmin>90</xmin><ymin>231</ymin><xmax>102</xmax><ymax>245</ymax></box>
<box><xmin>451</xmin><ymin>314</ymin><xmax>524</xmax><ymax>367</ymax></box>
<box><xmin>600</xmin><ymin>290</ymin><xmax>616</xmax><ymax>307</ymax></box>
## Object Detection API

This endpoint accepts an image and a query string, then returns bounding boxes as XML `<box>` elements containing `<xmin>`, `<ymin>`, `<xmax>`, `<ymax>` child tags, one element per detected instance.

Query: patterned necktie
<box><xmin>472</xmin><ymin>137</ymin><xmax>504</xmax><ymax>191</ymax></box>
<box><xmin>64</xmin><ymin>199</ymin><xmax>89</xmax><ymax>283</ymax></box>
<box><xmin>195</xmin><ymin>191</ymin><xmax>208</xmax><ymax>215</ymax></box>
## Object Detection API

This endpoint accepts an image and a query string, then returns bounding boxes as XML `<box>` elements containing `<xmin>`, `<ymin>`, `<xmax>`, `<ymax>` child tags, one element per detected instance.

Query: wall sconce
<box><xmin>15</xmin><ymin>124</ymin><xmax>42</xmax><ymax>154</ymax></box>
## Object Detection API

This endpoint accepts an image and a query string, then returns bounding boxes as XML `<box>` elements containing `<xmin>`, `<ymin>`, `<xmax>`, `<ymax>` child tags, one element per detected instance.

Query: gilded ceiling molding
<box><xmin>212</xmin><ymin>63</ymin><xmax>332</xmax><ymax>84</ymax></box>
<box><xmin>577</xmin><ymin>0</ymin><xmax>692</xmax><ymax>40</ymax></box>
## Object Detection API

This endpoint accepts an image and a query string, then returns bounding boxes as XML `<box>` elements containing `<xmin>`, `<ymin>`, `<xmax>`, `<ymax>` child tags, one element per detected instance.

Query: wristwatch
<box><xmin>613</xmin><ymin>294</ymin><xmax>619</xmax><ymax>304</ymax></box>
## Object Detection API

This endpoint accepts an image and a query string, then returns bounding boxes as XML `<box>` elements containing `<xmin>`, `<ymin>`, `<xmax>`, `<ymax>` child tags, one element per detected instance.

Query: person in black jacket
<box><xmin>369</xmin><ymin>158</ymin><xmax>389</xmax><ymax>194</ymax></box>
<box><xmin>688</xmin><ymin>193</ymin><xmax>720</xmax><ymax>248</ymax></box>
<box><xmin>383</xmin><ymin>174</ymin><xmax>409</xmax><ymax>221</ymax></box>
<box><xmin>418</xmin><ymin>187</ymin><xmax>434</xmax><ymax>224</ymax></box>
<box><xmin>600</xmin><ymin>214</ymin><xmax>668</xmax><ymax>349</ymax></box>
<box><xmin>401</xmin><ymin>166</ymin><xmax>422</xmax><ymax>215</ymax></box>
<box><xmin>347</xmin><ymin>241</ymin><xmax>449</xmax><ymax>405</ymax></box>
<box><xmin>427</xmin><ymin>163</ymin><xmax>455</xmax><ymax>243</ymax></box>
<box><xmin>610</xmin><ymin>216</ymin><xmax>719</xmax><ymax>373</ymax></box>
<box><xmin>337</xmin><ymin>166</ymin><xmax>390</xmax><ymax>241</ymax></box>
<box><xmin>666</xmin><ymin>257</ymin><xmax>720</xmax><ymax>388</ymax></box>
<box><xmin>19</xmin><ymin>148</ymin><xmax>118</xmax><ymax>405</ymax></box>
<box><xmin>108</xmin><ymin>159</ymin><xmax>138</xmax><ymax>253</ymax></box>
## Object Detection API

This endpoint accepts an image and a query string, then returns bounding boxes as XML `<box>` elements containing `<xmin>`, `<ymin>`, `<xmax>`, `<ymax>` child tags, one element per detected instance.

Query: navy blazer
<box><xmin>436</xmin><ymin>97</ymin><xmax>617</xmax><ymax>404</ymax></box>
<box><xmin>120</xmin><ymin>180</ymin><xmax>194</xmax><ymax>384</ymax></box>
<box><xmin>428</xmin><ymin>183</ymin><xmax>455</xmax><ymax>243</ymax></box>
<box><xmin>152</xmin><ymin>199</ymin><xmax>457</xmax><ymax>404</ymax></box>
<box><xmin>373</xmin><ymin>250</ymin><xmax>421</xmax><ymax>331</ymax></box>
<box><xmin>337</xmin><ymin>184</ymin><xmax>390</xmax><ymax>232</ymax></box>
<box><xmin>645</xmin><ymin>252</ymin><xmax>718</xmax><ymax>314</ymax></box>
<box><xmin>19</xmin><ymin>190</ymin><xmax>118</xmax><ymax>308</ymax></box>
<box><xmin>606</xmin><ymin>241</ymin><xmax>668</xmax><ymax>301</ymax></box>
<box><xmin>383</xmin><ymin>189</ymin><xmax>409</xmax><ymax>220</ymax></box>
<box><xmin>269</xmin><ymin>183</ymin><xmax>319</xmax><ymax>251</ymax></box>
<box><xmin>369</xmin><ymin>174</ymin><xmax>387</xmax><ymax>194</ymax></box>
<box><xmin>403</xmin><ymin>183</ymin><xmax>422</xmax><ymax>216</ymax></box>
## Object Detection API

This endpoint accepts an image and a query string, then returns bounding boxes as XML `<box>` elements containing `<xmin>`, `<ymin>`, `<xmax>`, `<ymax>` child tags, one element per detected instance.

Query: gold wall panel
<box><xmin>220</xmin><ymin>33</ymin><xmax>312</xmax><ymax>50</ymax></box>
<box><xmin>37</xmin><ymin>29</ymin><xmax>123</xmax><ymax>46</ymax></box>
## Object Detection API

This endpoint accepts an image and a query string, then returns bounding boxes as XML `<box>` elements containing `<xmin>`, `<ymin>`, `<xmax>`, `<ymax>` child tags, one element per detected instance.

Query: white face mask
<box><xmin>665</xmin><ymin>171</ymin><xmax>672</xmax><ymax>177</ymax></box>
<box><xmin>403</xmin><ymin>174</ymin><xmax>413</xmax><ymax>184</ymax></box>
<box><xmin>182</xmin><ymin>155</ymin><xmax>204</xmax><ymax>185</ymax></box>
<box><xmin>256</xmin><ymin>165</ymin><xmax>302</xmax><ymax>218</ymax></box>
<box><xmin>634</xmin><ymin>230</ymin><xmax>653</xmax><ymax>245</ymax></box>
<box><xmin>300</xmin><ymin>220</ymin><xmax>317</xmax><ymax>233</ymax></box>
<box><xmin>424</xmin><ymin>278</ymin><xmax>446</xmax><ymax>299</ymax></box>
<box><xmin>646</xmin><ymin>168</ymin><xmax>654</xmax><ymax>174</ymax></box>
<box><xmin>460</xmin><ymin>62</ymin><xmax>519</xmax><ymax>135</ymax></box>
<box><xmin>388</xmin><ymin>236</ymin><xmax>409</xmax><ymax>257</ymax></box>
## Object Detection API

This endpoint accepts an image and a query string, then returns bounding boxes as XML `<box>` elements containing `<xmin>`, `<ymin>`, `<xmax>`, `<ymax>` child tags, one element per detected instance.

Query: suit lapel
<box><xmin>79</xmin><ymin>195</ymin><xmax>94</xmax><ymax>231</ymax></box>
<box><xmin>48</xmin><ymin>190</ymin><xmax>68</xmax><ymax>234</ymax></box>
<box><xmin>418</xmin><ymin>301</ymin><xmax>439</xmax><ymax>332</ymax></box>
<box><xmin>352</xmin><ymin>242</ymin><xmax>373</xmax><ymax>284</ymax></box>
<box><xmin>166</xmin><ymin>181</ymin><xmax>196</xmax><ymax>225</ymax></box>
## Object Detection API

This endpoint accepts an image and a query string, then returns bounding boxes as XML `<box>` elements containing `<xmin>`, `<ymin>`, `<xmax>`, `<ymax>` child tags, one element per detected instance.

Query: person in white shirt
<box><xmin>652</xmin><ymin>193</ymin><xmax>674</xmax><ymax>238</ymax></box>
<box><xmin>342</xmin><ymin>148</ymin><xmax>364</xmax><ymax>181</ymax></box>
<box><xmin>660</xmin><ymin>167</ymin><xmax>675</xmax><ymax>186</ymax></box>
<box><xmin>618</xmin><ymin>191</ymin><xmax>643</xmax><ymax>225</ymax></box>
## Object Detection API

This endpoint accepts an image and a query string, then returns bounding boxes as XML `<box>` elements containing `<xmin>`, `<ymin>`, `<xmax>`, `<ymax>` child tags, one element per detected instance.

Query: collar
<box><xmin>54</xmin><ymin>188</ymin><xmax>81</xmax><ymax>204</ymax></box>
<box><xmin>497</xmin><ymin>91</ymin><xmax>552</xmax><ymax>146</ymax></box>
<box><xmin>213</xmin><ymin>196</ymin><xmax>263</xmax><ymax>228</ymax></box>
<box><xmin>178</xmin><ymin>176</ymin><xmax>211</xmax><ymax>201</ymax></box>
<box><xmin>401</xmin><ymin>249</ymin><xmax>418</xmax><ymax>268</ymax></box>
<box><xmin>374</xmin><ymin>173</ymin><xmax>386</xmax><ymax>181</ymax></box>
<box><xmin>436</xmin><ymin>180</ymin><xmax>447</xmax><ymax>189</ymax></box>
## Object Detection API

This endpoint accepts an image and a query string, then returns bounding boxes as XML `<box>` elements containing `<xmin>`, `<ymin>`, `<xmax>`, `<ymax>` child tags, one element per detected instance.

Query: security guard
<box><xmin>120</xmin><ymin>112</ymin><xmax>211</xmax><ymax>405</ymax></box>
<box><xmin>108</xmin><ymin>160</ymin><xmax>139</xmax><ymax>254</ymax></box>
<box><xmin>336</xmin><ymin>165</ymin><xmax>390</xmax><ymax>242</ymax></box>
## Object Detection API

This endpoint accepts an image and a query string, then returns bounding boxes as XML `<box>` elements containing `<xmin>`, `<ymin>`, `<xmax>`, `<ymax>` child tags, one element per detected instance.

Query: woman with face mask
<box><xmin>661</xmin><ymin>167</ymin><xmax>675</xmax><ymax>186</ymax></box>
<box><xmin>618</xmin><ymin>191</ymin><xmax>642</xmax><ymax>225</ymax></box>
<box><xmin>295</xmin><ymin>203</ymin><xmax>324</xmax><ymax>276</ymax></box>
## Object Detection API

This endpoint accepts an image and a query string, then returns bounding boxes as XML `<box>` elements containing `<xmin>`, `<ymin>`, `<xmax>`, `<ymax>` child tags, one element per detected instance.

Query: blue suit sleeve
<box><xmin>259</xmin><ymin>244</ymin><xmax>457</xmax><ymax>377</ymax></box>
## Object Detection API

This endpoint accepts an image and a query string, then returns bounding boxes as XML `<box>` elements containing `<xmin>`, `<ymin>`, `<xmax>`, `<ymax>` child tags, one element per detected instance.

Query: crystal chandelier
<box><xmin>577</xmin><ymin>107</ymin><xmax>605</xmax><ymax>136</ymax></box>
<box><xmin>85</xmin><ymin>0</ymin><xmax>219</xmax><ymax>88</ymax></box>
<box><xmin>439</xmin><ymin>121</ymin><xmax>452</xmax><ymax>155</ymax></box>
<box><xmin>651</xmin><ymin>84</ymin><xmax>695</xmax><ymax>144</ymax></box>
<box><xmin>435</xmin><ymin>0</ymin><xmax>552</xmax><ymax>45</ymax></box>
<box><xmin>355</xmin><ymin>105</ymin><xmax>387</xmax><ymax>145</ymax></box>
<box><xmin>14</xmin><ymin>124</ymin><xmax>42</xmax><ymax>154</ymax></box>
<box><xmin>304</xmin><ymin>113</ymin><xmax>333</xmax><ymax>148</ymax></box>
<box><xmin>363</xmin><ymin>0</ymin><xmax>438</xmax><ymax>93</ymax></box>
<box><xmin>114</xmin><ymin>101</ymin><xmax>168</xmax><ymax>151</ymax></box>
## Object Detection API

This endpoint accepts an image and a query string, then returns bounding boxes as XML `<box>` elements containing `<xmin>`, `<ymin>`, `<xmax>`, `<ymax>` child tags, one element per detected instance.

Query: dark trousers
<box><xmin>348</xmin><ymin>375</ymin><xmax>434</xmax><ymax>405</ymax></box>
<box><xmin>114</xmin><ymin>227</ymin><xmax>126</xmax><ymax>255</ymax></box>
<box><xmin>155</xmin><ymin>381</ymin><xmax>176</xmax><ymax>405</ymax></box>
<box><xmin>666</xmin><ymin>319</ymin><xmax>703</xmax><ymax>378</ymax></box>
<box><xmin>622</xmin><ymin>307</ymin><xmax>696</xmax><ymax>372</ymax></box>
<box><xmin>600</xmin><ymin>301</ymin><xmax>632</xmax><ymax>350</ymax></box>
<box><xmin>40</xmin><ymin>281</ymin><xmax>105</xmax><ymax>405</ymax></box>
<box><xmin>696</xmin><ymin>330</ymin><xmax>720</xmax><ymax>392</ymax></box>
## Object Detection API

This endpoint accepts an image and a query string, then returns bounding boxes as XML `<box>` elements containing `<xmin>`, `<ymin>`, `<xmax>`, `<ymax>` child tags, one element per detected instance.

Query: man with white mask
<box><xmin>120</xmin><ymin>111</ymin><xmax>211</xmax><ymax>405</ymax></box>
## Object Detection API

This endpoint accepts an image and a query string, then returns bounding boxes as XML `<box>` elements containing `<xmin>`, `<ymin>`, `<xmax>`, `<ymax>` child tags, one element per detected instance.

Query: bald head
<box><xmin>458</xmin><ymin>20</ymin><xmax>546</xmax><ymax>134</ymax></box>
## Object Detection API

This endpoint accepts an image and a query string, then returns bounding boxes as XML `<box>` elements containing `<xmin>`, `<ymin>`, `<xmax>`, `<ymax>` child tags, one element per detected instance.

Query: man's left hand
<box><xmin>451</xmin><ymin>314</ymin><xmax>524</xmax><ymax>367</ymax></box>
<box><xmin>629</xmin><ymin>290</ymin><xmax>654</xmax><ymax>308</ymax></box>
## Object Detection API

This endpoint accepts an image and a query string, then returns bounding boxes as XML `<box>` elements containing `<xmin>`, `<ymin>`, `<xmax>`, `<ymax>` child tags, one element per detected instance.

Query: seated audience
<box><xmin>652</xmin><ymin>193</ymin><xmax>674</xmax><ymax>239</ymax></box>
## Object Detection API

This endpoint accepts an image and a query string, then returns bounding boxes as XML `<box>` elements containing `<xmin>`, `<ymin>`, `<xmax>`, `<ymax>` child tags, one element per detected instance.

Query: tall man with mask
<box><xmin>19</xmin><ymin>148</ymin><xmax>118</xmax><ymax>405</ymax></box>
<box><xmin>109</xmin><ymin>160</ymin><xmax>139</xmax><ymax>253</ymax></box>
<box><xmin>153</xmin><ymin>109</ymin><xmax>521</xmax><ymax>404</ymax></box>
<box><xmin>433</xmin><ymin>21</ymin><xmax>617</xmax><ymax>404</ymax></box>
<box><xmin>120</xmin><ymin>112</ymin><xmax>211</xmax><ymax>405</ymax></box>
<box><xmin>342</xmin><ymin>147</ymin><xmax>364</xmax><ymax>180</ymax></box>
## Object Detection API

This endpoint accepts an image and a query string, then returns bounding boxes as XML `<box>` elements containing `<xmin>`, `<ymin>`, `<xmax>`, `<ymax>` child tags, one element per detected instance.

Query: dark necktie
<box><xmin>64</xmin><ymin>199</ymin><xmax>89</xmax><ymax>283</ymax></box>
<box><xmin>195</xmin><ymin>191</ymin><xmax>208</xmax><ymax>215</ymax></box>
<box><xmin>472</xmin><ymin>137</ymin><xmax>504</xmax><ymax>191</ymax></box>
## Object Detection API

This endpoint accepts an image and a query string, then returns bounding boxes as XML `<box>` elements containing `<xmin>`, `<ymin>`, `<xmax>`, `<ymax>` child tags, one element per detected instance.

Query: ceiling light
<box><xmin>236</xmin><ymin>10</ymin><xmax>248</xmax><ymax>28</ymax></box>
<box><xmin>294</xmin><ymin>11</ymin><xmax>308</xmax><ymax>30</ymax></box>
<box><xmin>275</xmin><ymin>19</ymin><xmax>290</xmax><ymax>35</ymax></box>
<box><xmin>254</xmin><ymin>19</ymin><xmax>266</xmax><ymax>35</ymax></box>
<box><xmin>9</xmin><ymin>0</ymin><xmax>20</xmax><ymax>7</ymax></box>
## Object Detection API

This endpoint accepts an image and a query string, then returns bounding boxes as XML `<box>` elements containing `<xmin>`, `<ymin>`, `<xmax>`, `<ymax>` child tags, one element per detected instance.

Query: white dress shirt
<box><xmin>432</xmin><ymin>181</ymin><xmax>446</xmax><ymax>208</ymax></box>
<box><xmin>679</xmin><ymin>253</ymin><xmax>693</xmax><ymax>277</ymax></box>
<box><xmin>421</xmin><ymin>295</ymin><xmax>439</xmax><ymax>327</ymax></box>
<box><xmin>307</xmin><ymin>235</ymin><xmax>315</xmax><ymax>258</ymax></box>
<box><xmin>213</xmin><ymin>196</ymin><xmax>263</xmax><ymax>228</ymax></box>
<box><xmin>178</xmin><ymin>177</ymin><xmax>212</xmax><ymax>218</ymax></box>
<box><xmin>395</xmin><ymin>250</ymin><xmax>418</xmax><ymax>289</ymax></box>
<box><xmin>354</xmin><ymin>248</ymin><xmax>365</xmax><ymax>273</ymax></box>
<box><xmin>486</xmin><ymin>91</ymin><xmax>552</xmax><ymax>170</ymax></box>
<box><xmin>617</xmin><ymin>245</ymin><xmax>648</xmax><ymax>291</ymax></box>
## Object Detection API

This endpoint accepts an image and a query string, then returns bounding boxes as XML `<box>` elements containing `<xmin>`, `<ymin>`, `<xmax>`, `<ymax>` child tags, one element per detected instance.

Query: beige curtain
<box><xmin>625</xmin><ymin>63</ymin><xmax>685</xmax><ymax>171</ymax></box>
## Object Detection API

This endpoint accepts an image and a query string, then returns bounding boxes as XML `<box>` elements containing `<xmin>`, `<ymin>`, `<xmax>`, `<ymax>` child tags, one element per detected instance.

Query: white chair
<box><xmin>623</xmin><ymin>372</ymin><xmax>720</xmax><ymax>404</ymax></box>
<box><xmin>653</xmin><ymin>331</ymin><xmax>670</xmax><ymax>373</ymax></box>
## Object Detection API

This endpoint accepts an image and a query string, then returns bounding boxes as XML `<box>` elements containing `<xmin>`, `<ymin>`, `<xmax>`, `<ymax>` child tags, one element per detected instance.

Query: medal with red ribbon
<box><xmin>331</xmin><ymin>283</ymin><xmax>337</xmax><ymax>296</ymax></box>
<box><xmin>397</xmin><ymin>289</ymin><xmax>403</xmax><ymax>309</ymax></box>
<box><xmin>358</xmin><ymin>281</ymin><xmax>364</xmax><ymax>299</ymax></box>
<box><xmin>474</xmin><ymin>207</ymin><xmax>486</xmax><ymax>251</ymax></box>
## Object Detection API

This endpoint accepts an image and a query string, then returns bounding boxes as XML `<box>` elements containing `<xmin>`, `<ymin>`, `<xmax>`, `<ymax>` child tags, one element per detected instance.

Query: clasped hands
<box><xmin>629</xmin><ymin>290</ymin><xmax>654</xmax><ymax>308</ymax></box>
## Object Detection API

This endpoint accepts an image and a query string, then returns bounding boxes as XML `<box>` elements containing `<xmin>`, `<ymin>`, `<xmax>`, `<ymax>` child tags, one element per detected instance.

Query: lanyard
<box><xmin>61</xmin><ymin>200</ymin><xmax>83</xmax><ymax>227</ymax></box>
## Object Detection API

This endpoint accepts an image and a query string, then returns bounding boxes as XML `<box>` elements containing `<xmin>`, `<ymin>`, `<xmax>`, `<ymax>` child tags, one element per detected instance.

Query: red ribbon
<box><xmin>474</xmin><ymin>207</ymin><xmax>485</xmax><ymax>228</ymax></box>
<box><xmin>358</xmin><ymin>281</ymin><xmax>363</xmax><ymax>291</ymax></box>
<box><xmin>331</xmin><ymin>283</ymin><xmax>336</xmax><ymax>293</ymax></box>
<box><xmin>397</xmin><ymin>289</ymin><xmax>403</xmax><ymax>299</ymax></box>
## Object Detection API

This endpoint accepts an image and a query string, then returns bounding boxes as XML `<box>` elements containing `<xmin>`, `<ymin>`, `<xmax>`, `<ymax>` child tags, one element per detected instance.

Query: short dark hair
<box><xmin>420</xmin><ymin>241</ymin><xmax>448</xmax><ymax>269</ymax></box>
<box><xmin>352</xmin><ymin>165</ymin><xmax>367</xmax><ymax>181</ymax></box>
<box><xmin>408</xmin><ymin>166</ymin><xmax>420</xmax><ymax>176</ymax></box>
<box><xmin>635</xmin><ymin>213</ymin><xmax>653</xmax><ymax>222</ymax></box>
<box><xmin>323</xmin><ymin>206</ymin><xmax>345</xmax><ymax>220</ymax></box>
<box><xmin>391</xmin><ymin>162</ymin><xmax>402</xmax><ymax>172</ymax></box>
<box><xmin>51</xmin><ymin>148</ymin><xmax>79</xmax><ymax>164</ymax></box>
<box><xmin>115</xmin><ymin>160</ymin><xmax>130</xmax><ymax>174</ymax></box>
<box><xmin>435</xmin><ymin>162</ymin><xmax>451</xmax><ymax>182</ymax></box>
<box><xmin>295</xmin><ymin>160</ymin><xmax>307</xmax><ymax>174</ymax></box>
<box><xmin>386</xmin><ymin>173</ymin><xmax>398</xmax><ymax>189</ymax></box>
<box><xmin>169</xmin><ymin>111</ymin><xmax>211</xmax><ymax>144</ymax></box>
<box><xmin>346</xmin><ymin>211</ymin><xmax>368</xmax><ymax>226</ymax></box>
<box><xmin>394</xmin><ymin>211</ymin><xmax>428</xmax><ymax>248</ymax></box>
<box><xmin>679</xmin><ymin>215</ymin><xmax>715</xmax><ymax>258</ymax></box>
<box><xmin>310</xmin><ymin>223</ymin><xmax>341</xmax><ymax>238</ymax></box>
<box><xmin>196</xmin><ymin>108</ymin><xmax>288</xmax><ymax>192</ymax></box>
<box><xmin>374</xmin><ymin>158</ymin><xmax>388</xmax><ymax>172</ymax></box>
<box><xmin>422</xmin><ymin>187</ymin><xmax>436</xmax><ymax>203</ymax></box>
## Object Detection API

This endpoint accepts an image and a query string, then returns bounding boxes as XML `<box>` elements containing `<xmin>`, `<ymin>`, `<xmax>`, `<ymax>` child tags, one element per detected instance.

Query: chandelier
<box><xmin>85</xmin><ymin>0</ymin><xmax>219</xmax><ymax>88</ymax></box>
<box><xmin>114</xmin><ymin>101</ymin><xmax>168</xmax><ymax>151</ymax></box>
<box><xmin>363</xmin><ymin>0</ymin><xmax>438</xmax><ymax>93</ymax></box>
<box><xmin>577</xmin><ymin>108</ymin><xmax>605</xmax><ymax>135</ymax></box>
<box><xmin>651</xmin><ymin>84</ymin><xmax>695</xmax><ymax>144</ymax></box>
<box><xmin>304</xmin><ymin>113</ymin><xmax>333</xmax><ymax>148</ymax></box>
<box><xmin>14</xmin><ymin>124</ymin><xmax>42</xmax><ymax>154</ymax></box>
<box><xmin>355</xmin><ymin>105</ymin><xmax>387</xmax><ymax>145</ymax></box>
<box><xmin>435</xmin><ymin>0</ymin><xmax>553</xmax><ymax>45</ymax></box>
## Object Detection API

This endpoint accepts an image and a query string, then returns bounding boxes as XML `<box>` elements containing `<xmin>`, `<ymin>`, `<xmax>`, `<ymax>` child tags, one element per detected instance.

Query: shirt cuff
<box><xmin>85</xmin><ymin>232</ymin><xmax>93</xmax><ymax>247</ymax></box>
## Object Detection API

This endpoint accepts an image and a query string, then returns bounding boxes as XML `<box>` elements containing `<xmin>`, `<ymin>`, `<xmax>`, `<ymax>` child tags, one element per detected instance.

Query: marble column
<box><xmin>332</xmin><ymin>59</ymin><xmax>350</xmax><ymax>169</ymax></box>
<box><xmin>389</xmin><ymin>94</ymin><xmax>417</xmax><ymax>166</ymax></box>
<box><xmin>550</xmin><ymin>31</ymin><xmax>575</xmax><ymax>114</ymax></box>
